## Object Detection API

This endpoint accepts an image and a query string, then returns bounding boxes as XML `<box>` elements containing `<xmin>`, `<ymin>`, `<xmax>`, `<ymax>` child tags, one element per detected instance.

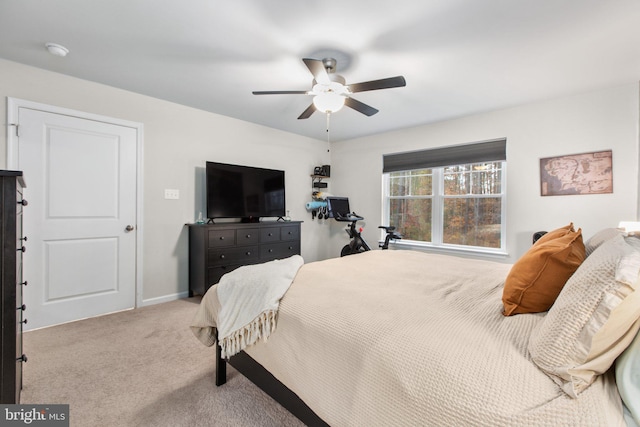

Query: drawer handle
<box><xmin>288</xmin><ymin>231</ymin><xmax>292</xmax><ymax>235</ymax></box>
<box><xmin>268</xmin><ymin>249</ymin><xmax>273</xmax><ymax>253</ymax></box>
<box><xmin>245</xmin><ymin>234</ymin><xmax>251</xmax><ymax>238</ymax></box>
<box><xmin>17</xmin><ymin>304</ymin><xmax>26</xmax><ymax>311</ymax></box>
<box><xmin>20</xmin><ymin>236</ymin><xmax>27</xmax><ymax>242</ymax></box>
<box><xmin>219</xmin><ymin>236</ymin><xmax>225</xmax><ymax>240</ymax></box>
<box><xmin>17</xmin><ymin>246</ymin><xmax>26</xmax><ymax>253</ymax></box>
<box><xmin>17</xmin><ymin>354</ymin><xmax>27</xmax><ymax>363</ymax></box>
<box><xmin>21</xmin><ymin>281</ymin><xmax>28</xmax><ymax>287</ymax></box>
<box><xmin>219</xmin><ymin>255</ymin><xmax>225</xmax><ymax>259</ymax></box>
<box><xmin>246</xmin><ymin>251</ymin><xmax>251</xmax><ymax>256</ymax></box>
<box><xmin>18</xmin><ymin>199</ymin><xmax>28</xmax><ymax>206</ymax></box>
<box><xmin>268</xmin><ymin>232</ymin><xmax>273</xmax><ymax>237</ymax></box>
<box><xmin>288</xmin><ymin>246</ymin><xmax>293</xmax><ymax>250</ymax></box>
<box><xmin>21</xmin><ymin>318</ymin><xmax>27</xmax><ymax>325</ymax></box>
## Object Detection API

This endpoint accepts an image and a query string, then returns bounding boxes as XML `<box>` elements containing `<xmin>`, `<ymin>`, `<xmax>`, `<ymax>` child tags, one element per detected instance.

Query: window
<box><xmin>383</xmin><ymin>140</ymin><xmax>506</xmax><ymax>253</ymax></box>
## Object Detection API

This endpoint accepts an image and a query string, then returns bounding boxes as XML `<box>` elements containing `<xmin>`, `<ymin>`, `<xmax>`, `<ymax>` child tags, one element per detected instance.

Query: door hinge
<box><xmin>8</xmin><ymin>123</ymin><xmax>20</xmax><ymax>137</ymax></box>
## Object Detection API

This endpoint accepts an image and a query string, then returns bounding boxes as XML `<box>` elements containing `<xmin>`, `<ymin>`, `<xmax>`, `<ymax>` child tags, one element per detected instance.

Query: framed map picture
<box><xmin>540</xmin><ymin>150</ymin><xmax>613</xmax><ymax>196</ymax></box>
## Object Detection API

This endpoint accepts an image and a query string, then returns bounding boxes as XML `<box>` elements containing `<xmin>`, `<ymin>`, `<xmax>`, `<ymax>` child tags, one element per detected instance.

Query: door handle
<box><xmin>125</xmin><ymin>225</ymin><xmax>135</xmax><ymax>232</ymax></box>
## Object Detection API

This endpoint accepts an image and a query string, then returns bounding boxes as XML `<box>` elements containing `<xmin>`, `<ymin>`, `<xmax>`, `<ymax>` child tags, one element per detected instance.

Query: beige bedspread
<box><xmin>192</xmin><ymin>250</ymin><xmax>625</xmax><ymax>427</ymax></box>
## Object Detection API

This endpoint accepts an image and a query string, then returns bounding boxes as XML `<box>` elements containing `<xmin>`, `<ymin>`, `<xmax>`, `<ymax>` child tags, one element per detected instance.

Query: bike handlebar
<box><xmin>334</xmin><ymin>213</ymin><xmax>364</xmax><ymax>222</ymax></box>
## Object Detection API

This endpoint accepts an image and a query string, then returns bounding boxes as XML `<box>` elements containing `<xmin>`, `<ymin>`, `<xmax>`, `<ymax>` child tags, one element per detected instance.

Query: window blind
<box><xmin>382</xmin><ymin>138</ymin><xmax>506</xmax><ymax>173</ymax></box>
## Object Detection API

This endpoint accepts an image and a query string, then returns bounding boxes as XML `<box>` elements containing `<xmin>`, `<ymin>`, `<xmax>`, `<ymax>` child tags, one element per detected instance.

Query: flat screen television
<box><xmin>206</xmin><ymin>161</ymin><xmax>285</xmax><ymax>221</ymax></box>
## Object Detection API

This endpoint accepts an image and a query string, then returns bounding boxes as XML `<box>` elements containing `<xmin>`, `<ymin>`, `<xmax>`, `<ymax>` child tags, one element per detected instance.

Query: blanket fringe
<box><xmin>219</xmin><ymin>310</ymin><xmax>278</xmax><ymax>359</ymax></box>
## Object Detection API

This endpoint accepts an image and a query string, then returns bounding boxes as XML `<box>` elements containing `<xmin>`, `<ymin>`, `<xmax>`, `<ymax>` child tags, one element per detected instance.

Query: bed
<box><xmin>191</xmin><ymin>226</ymin><xmax>640</xmax><ymax>427</ymax></box>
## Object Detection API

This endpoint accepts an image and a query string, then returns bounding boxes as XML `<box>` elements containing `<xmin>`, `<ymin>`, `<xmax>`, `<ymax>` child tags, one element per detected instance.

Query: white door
<box><xmin>12</xmin><ymin>105</ymin><xmax>139</xmax><ymax>330</ymax></box>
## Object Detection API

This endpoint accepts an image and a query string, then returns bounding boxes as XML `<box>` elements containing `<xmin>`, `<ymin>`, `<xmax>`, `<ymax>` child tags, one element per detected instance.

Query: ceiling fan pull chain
<box><xmin>326</xmin><ymin>112</ymin><xmax>331</xmax><ymax>153</ymax></box>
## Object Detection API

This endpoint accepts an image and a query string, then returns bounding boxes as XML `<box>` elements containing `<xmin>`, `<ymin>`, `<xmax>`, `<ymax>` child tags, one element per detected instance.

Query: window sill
<box><xmin>383</xmin><ymin>240</ymin><xmax>510</xmax><ymax>261</ymax></box>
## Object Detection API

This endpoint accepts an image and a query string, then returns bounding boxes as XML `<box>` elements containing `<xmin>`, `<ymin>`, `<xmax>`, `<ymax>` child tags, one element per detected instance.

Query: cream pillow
<box><xmin>584</xmin><ymin>227</ymin><xmax>624</xmax><ymax>257</ymax></box>
<box><xmin>529</xmin><ymin>234</ymin><xmax>640</xmax><ymax>397</ymax></box>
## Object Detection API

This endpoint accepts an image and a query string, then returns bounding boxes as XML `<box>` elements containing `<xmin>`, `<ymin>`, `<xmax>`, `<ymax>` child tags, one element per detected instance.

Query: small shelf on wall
<box><xmin>308</xmin><ymin>175</ymin><xmax>329</xmax><ymax>220</ymax></box>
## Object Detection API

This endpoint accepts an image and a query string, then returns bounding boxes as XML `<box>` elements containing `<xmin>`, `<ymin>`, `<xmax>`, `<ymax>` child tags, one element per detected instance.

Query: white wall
<box><xmin>329</xmin><ymin>83</ymin><xmax>640</xmax><ymax>262</ymax></box>
<box><xmin>2</xmin><ymin>57</ymin><xmax>638</xmax><ymax>301</ymax></box>
<box><xmin>0</xmin><ymin>59</ymin><xmax>330</xmax><ymax>302</ymax></box>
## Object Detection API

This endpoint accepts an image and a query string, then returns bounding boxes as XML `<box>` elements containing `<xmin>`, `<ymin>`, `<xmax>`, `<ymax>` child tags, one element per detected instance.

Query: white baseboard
<box><xmin>141</xmin><ymin>291</ymin><xmax>190</xmax><ymax>307</ymax></box>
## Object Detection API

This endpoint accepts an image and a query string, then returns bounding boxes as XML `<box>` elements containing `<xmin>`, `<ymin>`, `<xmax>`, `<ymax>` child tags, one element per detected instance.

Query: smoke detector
<box><xmin>45</xmin><ymin>43</ymin><xmax>69</xmax><ymax>57</ymax></box>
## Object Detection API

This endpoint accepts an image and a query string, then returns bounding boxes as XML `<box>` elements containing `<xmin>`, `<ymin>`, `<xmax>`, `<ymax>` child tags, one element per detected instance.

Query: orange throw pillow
<box><xmin>502</xmin><ymin>224</ymin><xmax>585</xmax><ymax>316</ymax></box>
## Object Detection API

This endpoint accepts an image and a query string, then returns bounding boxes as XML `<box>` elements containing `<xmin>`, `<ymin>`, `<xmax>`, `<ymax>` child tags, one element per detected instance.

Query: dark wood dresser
<box><xmin>188</xmin><ymin>221</ymin><xmax>302</xmax><ymax>296</ymax></box>
<box><xmin>0</xmin><ymin>170</ymin><xmax>27</xmax><ymax>404</ymax></box>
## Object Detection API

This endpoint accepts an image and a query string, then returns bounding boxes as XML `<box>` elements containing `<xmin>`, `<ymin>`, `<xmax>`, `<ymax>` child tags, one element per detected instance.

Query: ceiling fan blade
<box><xmin>252</xmin><ymin>90</ymin><xmax>308</xmax><ymax>95</ymax></box>
<box><xmin>348</xmin><ymin>76</ymin><xmax>406</xmax><ymax>93</ymax></box>
<box><xmin>345</xmin><ymin>97</ymin><xmax>379</xmax><ymax>116</ymax></box>
<box><xmin>302</xmin><ymin>58</ymin><xmax>330</xmax><ymax>85</ymax></box>
<box><xmin>297</xmin><ymin>103</ymin><xmax>316</xmax><ymax>119</ymax></box>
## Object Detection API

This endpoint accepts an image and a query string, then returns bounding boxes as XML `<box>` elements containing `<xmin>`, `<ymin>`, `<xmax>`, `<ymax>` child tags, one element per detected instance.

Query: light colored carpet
<box><xmin>21</xmin><ymin>297</ymin><xmax>305</xmax><ymax>427</ymax></box>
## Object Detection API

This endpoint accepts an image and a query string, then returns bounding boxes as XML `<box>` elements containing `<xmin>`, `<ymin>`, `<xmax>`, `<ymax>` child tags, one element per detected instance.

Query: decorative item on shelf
<box><xmin>313</xmin><ymin>165</ymin><xmax>331</xmax><ymax>177</ymax></box>
<box><xmin>196</xmin><ymin>212</ymin><xmax>205</xmax><ymax>224</ymax></box>
<box><xmin>284</xmin><ymin>210</ymin><xmax>292</xmax><ymax>222</ymax></box>
<box><xmin>312</xmin><ymin>191</ymin><xmax>331</xmax><ymax>200</ymax></box>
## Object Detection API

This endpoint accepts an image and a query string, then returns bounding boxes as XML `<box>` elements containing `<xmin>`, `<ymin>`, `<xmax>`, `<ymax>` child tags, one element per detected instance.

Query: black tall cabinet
<box><xmin>0</xmin><ymin>170</ymin><xmax>27</xmax><ymax>404</ymax></box>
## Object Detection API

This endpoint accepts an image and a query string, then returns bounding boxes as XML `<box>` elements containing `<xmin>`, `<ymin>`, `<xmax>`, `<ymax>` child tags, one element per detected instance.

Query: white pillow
<box><xmin>528</xmin><ymin>234</ymin><xmax>640</xmax><ymax>397</ymax></box>
<box><xmin>584</xmin><ymin>228</ymin><xmax>624</xmax><ymax>257</ymax></box>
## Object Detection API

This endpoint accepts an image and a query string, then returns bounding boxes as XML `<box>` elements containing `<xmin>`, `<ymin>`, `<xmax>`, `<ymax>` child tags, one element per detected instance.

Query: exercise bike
<box><xmin>326</xmin><ymin>197</ymin><xmax>402</xmax><ymax>257</ymax></box>
<box><xmin>334</xmin><ymin>212</ymin><xmax>402</xmax><ymax>257</ymax></box>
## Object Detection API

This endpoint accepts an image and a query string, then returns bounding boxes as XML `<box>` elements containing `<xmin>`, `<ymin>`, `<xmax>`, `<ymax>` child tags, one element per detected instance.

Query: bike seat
<box><xmin>378</xmin><ymin>225</ymin><xmax>396</xmax><ymax>232</ymax></box>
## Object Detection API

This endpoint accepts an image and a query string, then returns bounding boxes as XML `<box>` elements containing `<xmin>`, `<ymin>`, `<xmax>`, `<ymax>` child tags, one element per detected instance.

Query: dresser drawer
<box><xmin>261</xmin><ymin>241</ymin><xmax>300</xmax><ymax>261</ymax></box>
<box><xmin>236</xmin><ymin>228</ymin><xmax>260</xmax><ymax>245</ymax></box>
<box><xmin>260</xmin><ymin>227</ymin><xmax>281</xmax><ymax>243</ymax></box>
<box><xmin>209</xmin><ymin>246</ymin><xmax>260</xmax><ymax>264</ymax></box>
<box><xmin>280</xmin><ymin>225</ymin><xmax>299</xmax><ymax>241</ymax></box>
<box><xmin>208</xmin><ymin>229</ymin><xmax>236</xmax><ymax>247</ymax></box>
<box><xmin>207</xmin><ymin>264</ymin><xmax>243</xmax><ymax>289</ymax></box>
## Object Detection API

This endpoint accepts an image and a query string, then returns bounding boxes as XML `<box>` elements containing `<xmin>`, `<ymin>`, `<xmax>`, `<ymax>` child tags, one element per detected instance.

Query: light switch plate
<box><xmin>164</xmin><ymin>189</ymin><xmax>179</xmax><ymax>199</ymax></box>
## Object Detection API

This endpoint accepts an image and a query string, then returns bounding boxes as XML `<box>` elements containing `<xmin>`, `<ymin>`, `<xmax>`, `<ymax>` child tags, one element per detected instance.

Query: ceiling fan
<box><xmin>252</xmin><ymin>58</ymin><xmax>406</xmax><ymax>119</ymax></box>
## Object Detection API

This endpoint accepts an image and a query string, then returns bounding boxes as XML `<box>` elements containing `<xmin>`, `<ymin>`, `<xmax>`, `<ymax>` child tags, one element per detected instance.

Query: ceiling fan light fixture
<box><xmin>252</xmin><ymin>57</ymin><xmax>405</xmax><ymax>120</ymax></box>
<box><xmin>313</xmin><ymin>92</ymin><xmax>345</xmax><ymax>113</ymax></box>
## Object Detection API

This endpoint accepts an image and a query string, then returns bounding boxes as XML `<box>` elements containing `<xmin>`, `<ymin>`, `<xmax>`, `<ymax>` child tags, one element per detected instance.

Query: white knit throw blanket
<box><xmin>216</xmin><ymin>255</ymin><xmax>304</xmax><ymax>359</ymax></box>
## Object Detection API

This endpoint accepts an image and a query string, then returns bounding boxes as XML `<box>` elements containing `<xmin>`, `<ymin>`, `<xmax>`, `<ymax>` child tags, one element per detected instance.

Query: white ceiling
<box><xmin>1</xmin><ymin>1</ymin><xmax>640</xmax><ymax>142</ymax></box>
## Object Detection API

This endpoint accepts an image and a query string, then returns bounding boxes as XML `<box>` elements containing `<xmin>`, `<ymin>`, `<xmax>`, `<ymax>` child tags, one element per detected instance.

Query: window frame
<box><xmin>382</xmin><ymin>161</ymin><xmax>507</xmax><ymax>257</ymax></box>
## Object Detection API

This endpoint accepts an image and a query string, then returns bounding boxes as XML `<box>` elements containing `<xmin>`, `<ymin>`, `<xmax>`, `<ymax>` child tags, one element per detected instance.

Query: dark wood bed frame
<box><xmin>216</xmin><ymin>338</ymin><xmax>330</xmax><ymax>427</ymax></box>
